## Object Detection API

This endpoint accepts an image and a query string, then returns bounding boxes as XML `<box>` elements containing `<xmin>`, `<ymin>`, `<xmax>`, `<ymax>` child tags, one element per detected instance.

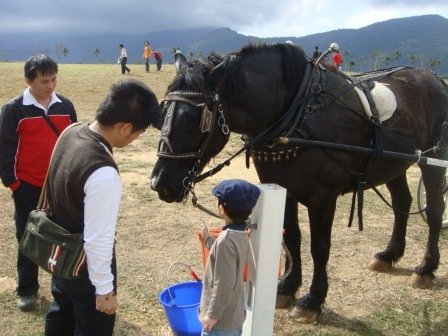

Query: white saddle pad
<box><xmin>353</xmin><ymin>81</ymin><xmax>397</xmax><ymax>122</ymax></box>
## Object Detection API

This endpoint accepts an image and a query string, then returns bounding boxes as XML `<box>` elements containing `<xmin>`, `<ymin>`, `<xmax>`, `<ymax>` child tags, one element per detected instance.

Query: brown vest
<box><xmin>47</xmin><ymin>123</ymin><xmax>118</xmax><ymax>233</ymax></box>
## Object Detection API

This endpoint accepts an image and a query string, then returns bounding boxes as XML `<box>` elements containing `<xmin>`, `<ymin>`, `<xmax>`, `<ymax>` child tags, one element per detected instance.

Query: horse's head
<box><xmin>150</xmin><ymin>53</ymin><xmax>230</xmax><ymax>202</ymax></box>
<box><xmin>151</xmin><ymin>44</ymin><xmax>310</xmax><ymax>202</ymax></box>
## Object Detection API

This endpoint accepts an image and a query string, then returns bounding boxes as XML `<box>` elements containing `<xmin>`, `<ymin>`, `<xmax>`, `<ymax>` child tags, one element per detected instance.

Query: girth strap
<box><xmin>348</xmin><ymin>176</ymin><xmax>366</xmax><ymax>231</ymax></box>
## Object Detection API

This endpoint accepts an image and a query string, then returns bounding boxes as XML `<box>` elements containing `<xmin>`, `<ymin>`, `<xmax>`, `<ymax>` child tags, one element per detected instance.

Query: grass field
<box><xmin>0</xmin><ymin>62</ymin><xmax>447</xmax><ymax>335</ymax></box>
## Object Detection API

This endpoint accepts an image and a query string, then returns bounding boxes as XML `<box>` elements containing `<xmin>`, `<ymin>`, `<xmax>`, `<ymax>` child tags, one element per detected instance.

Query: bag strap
<box><xmin>37</xmin><ymin>176</ymin><xmax>49</xmax><ymax>210</ymax></box>
<box><xmin>41</xmin><ymin>112</ymin><xmax>61</xmax><ymax>136</ymax></box>
<box><xmin>37</xmin><ymin>122</ymin><xmax>81</xmax><ymax>210</ymax></box>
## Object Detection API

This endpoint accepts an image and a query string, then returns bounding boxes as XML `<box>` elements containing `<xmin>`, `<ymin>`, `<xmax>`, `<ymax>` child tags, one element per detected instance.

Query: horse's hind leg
<box><xmin>369</xmin><ymin>173</ymin><xmax>411</xmax><ymax>272</ymax></box>
<box><xmin>410</xmin><ymin>165</ymin><xmax>445</xmax><ymax>288</ymax></box>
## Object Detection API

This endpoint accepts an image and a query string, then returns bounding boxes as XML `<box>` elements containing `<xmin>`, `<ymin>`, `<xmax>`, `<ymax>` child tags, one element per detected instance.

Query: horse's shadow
<box><xmin>420</xmin><ymin>317</ymin><xmax>448</xmax><ymax>336</ymax></box>
<box><xmin>435</xmin><ymin>273</ymin><xmax>448</xmax><ymax>288</ymax></box>
<box><xmin>317</xmin><ymin>308</ymin><xmax>448</xmax><ymax>336</ymax></box>
<box><xmin>385</xmin><ymin>266</ymin><xmax>448</xmax><ymax>289</ymax></box>
<box><xmin>387</xmin><ymin>266</ymin><xmax>413</xmax><ymax>276</ymax></box>
<box><xmin>317</xmin><ymin>309</ymin><xmax>385</xmax><ymax>336</ymax></box>
<box><xmin>314</xmin><ymin>271</ymin><xmax>448</xmax><ymax>336</ymax></box>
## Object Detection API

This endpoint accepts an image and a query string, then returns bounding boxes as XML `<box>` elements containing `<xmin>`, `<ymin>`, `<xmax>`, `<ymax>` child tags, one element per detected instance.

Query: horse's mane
<box><xmin>223</xmin><ymin>43</ymin><xmax>309</xmax><ymax>106</ymax></box>
<box><xmin>166</xmin><ymin>59</ymin><xmax>217</xmax><ymax>95</ymax></box>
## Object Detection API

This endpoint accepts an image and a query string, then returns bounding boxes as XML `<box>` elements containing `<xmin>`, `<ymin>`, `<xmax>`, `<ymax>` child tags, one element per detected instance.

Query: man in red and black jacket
<box><xmin>0</xmin><ymin>54</ymin><xmax>77</xmax><ymax>311</ymax></box>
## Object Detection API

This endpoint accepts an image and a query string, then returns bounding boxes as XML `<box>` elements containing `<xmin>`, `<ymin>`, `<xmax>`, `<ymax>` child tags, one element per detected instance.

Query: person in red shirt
<box><xmin>0</xmin><ymin>54</ymin><xmax>77</xmax><ymax>311</ymax></box>
<box><xmin>332</xmin><ymin>50</ymin><xmax>343</xmax><ymax>71</ymax></box>
<box><xmin>154</xmin><ymin>50</ymin><xmax>163</xmax><ymax>71</ymax></box>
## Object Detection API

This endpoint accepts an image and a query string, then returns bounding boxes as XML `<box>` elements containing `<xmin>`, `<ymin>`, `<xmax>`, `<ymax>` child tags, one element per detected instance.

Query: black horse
<box><xmin>150</xmin><ymin>43</ymin><xmax>448</xmax><ymax>322</ymax></box>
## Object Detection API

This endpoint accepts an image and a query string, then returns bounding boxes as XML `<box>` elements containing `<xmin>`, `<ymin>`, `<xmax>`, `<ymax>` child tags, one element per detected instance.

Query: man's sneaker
<box><xmin>18</xmin><ymin>295</ymin><xmax>37</xmax><ymax>311</ymax></box>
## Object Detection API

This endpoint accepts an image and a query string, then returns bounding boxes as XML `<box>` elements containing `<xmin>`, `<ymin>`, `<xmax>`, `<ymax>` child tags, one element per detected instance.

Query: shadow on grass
<box><xmin>318</xmin><ymin>308</ymin><xmax>386</xmax><ymax>336</ymax></box>
<box><xmin>114</xmin><ymin>318</ymin><xmax>152</xmax><ymax>336</ymax></box>
<box><xmin>419</xmin><ymin>316</ymin><xmax>448</xmax><ymax>336</ymax></box>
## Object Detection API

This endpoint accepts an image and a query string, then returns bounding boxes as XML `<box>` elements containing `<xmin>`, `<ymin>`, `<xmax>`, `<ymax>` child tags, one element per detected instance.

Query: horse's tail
<box><xmin>437</xmin><ymin>79</ymin><xmax>448</xmax><ymax>160</ymax></box>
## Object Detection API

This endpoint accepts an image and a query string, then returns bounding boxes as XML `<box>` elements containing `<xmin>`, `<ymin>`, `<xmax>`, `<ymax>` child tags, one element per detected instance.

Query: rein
<box><xmin>193</xmin><ymin>61</ymin><xmax>318</xmax><ymax>182</ymax></box>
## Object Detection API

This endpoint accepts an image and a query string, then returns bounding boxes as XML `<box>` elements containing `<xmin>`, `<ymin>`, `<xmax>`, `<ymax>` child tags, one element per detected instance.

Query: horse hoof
<box><xmin>368</xmin><ymin>258</ymin><xmax>392</xmax><ymax>272</ymax></box>
<box><xmin>409</xmin><ymin>273</ymin><xmax>434</xmax><ymax>289</ymax></box>
<box><xmin>276</xmin><ymin>294</ymin><xmax>295</xmax><ymax>309</ymax></box>
<box><xmin>288</xmin><ymin>306</ymin><xmax>319</xmax><ymax>324</ymax></box>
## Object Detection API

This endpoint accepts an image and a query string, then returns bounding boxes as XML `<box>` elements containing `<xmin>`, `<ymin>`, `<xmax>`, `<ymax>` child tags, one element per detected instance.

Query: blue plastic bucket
<box><xmin>159</xmin><ymin>281</ymin><xmax>203</xmax><ymax>336</ymax></box>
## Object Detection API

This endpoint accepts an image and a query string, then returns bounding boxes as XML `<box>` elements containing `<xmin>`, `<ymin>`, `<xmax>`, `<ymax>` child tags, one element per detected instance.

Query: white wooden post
<box><xmin>242</xmin><ymin>184</ymin><xmax>286</xmax><ymax>336</ymax></box>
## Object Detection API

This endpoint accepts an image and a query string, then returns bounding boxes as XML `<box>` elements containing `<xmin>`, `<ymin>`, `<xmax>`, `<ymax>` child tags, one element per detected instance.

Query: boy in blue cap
<box><xmin>199</xmin><ymin>179</ymin><xmax>260</xmax><ymax>336</ymax></box>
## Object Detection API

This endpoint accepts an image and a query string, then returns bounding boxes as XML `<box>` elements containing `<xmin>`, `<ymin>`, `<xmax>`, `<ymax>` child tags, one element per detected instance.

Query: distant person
<box><xmin>44</xmin><ymin>79</ymin><xmax>161</xmax><ymax>336</ymax></box>
<box><xmin>313</xmin><ymin>46</ymin><xmax>322</xmax><ymax>60</ymax></box>
<box><xmin>0</xmin><ymin>54</ymin><xmax>77</xmax><ymax>311</ymax></box>
<box><xmin>199</xmin><ymin>179</ymin><xmax>261</xmax><ymax>335</ymax></box>
<box><xmin>119</xmin><ymin>43</ymin><xmax>131</xmax><ymax>74</ymax></box>
<box><xmin>142</xmin><ymin>41</ymin><xmax>152</xmax><ymax>72</ymax></box>
<box><xmin>154</xmin><ymin>50</ymin><xmax>163</xmax><ymax>71</ymax></box>
<box><xmin>332</xmin><ymin>49</ymin><xmax>343</xmax><ymax>71</ymax></box>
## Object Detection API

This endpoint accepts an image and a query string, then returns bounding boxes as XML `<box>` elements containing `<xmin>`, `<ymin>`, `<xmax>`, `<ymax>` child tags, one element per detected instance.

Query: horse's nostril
<box><xmin>149</xmin><ymin>177</ymin><xmax>157</xmax><ymax>191</ymax></box>
<box><xmin>149</xmin><ymin>178</ymin><xmax>182</xmax><ymax>203</ymax></box>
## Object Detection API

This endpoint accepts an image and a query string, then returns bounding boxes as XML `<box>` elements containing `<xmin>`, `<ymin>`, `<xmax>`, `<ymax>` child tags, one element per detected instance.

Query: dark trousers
<box><xmin>13</xmin><ymin>181</ymin><xmax>41</xmax><ymax>297</ymax></box>
<box><xmin>120</xmin><ymin>57</ymin><xmax>130</xmax><ymax>74</ymax></box>
<box><xmin>145</xmin><ymin>57</ymin><xmax>150</xmax><ymax>72</ymax></box>
<box><xmin>45</xmin><ymin>259</ymin><xmax>117</xmax><ymax>336</ymax></box>
<box><xmin>156</xmin><ymin>59</ymin><xmax>162</xmax><ymax>70</ymax></box>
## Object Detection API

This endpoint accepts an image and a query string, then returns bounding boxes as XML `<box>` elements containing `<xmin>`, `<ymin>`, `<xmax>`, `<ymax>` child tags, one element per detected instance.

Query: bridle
<box><xmin>157</xmin><ymin>90</ymin><xmax>230</xmax><ymax>210</ymax></box>
<box><xmin>158</xmin><ymin>91</ymin><xmax>226</xmax><ymax>159</ymax></box>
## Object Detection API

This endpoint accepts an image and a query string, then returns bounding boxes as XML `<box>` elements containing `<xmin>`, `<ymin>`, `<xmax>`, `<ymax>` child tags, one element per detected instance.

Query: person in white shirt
<box><xmin>44</xmin><ymin>79</ymin><xmax>160</xmax><ymax>336</ymax></box>
<box><xmin>119</xmin><ymin>43</ymin><xmax>131</xmax><ymax>74</ymax></box>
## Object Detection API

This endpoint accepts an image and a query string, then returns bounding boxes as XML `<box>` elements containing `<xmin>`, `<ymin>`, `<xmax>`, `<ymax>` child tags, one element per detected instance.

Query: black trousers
<box><xmin>45</xmin><ymin>258</ymin><xmax>117</xmax><ymax>336</ymax></box>
<box><xmin>13</xmin><ymin>181</ymin><xmax>41</xmax><ymax>297</ymax></box>
<box><xmin>120</xmin><ymin>57</ymin><xmax>130</xmax><ymax>74</ymax></box>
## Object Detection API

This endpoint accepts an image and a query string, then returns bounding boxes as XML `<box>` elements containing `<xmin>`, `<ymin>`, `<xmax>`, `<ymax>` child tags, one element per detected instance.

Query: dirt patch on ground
<box><xmin>0</xmin><ymin>277</ymin><xmax>15</xmax><ymax>294</ymax></box>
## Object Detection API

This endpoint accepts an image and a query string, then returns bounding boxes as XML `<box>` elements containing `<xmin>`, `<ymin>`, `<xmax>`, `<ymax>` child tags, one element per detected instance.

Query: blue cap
<box><xmin>212</xmin><ymin>179</ymin><xmax>261</xmax><ymax>211</ymax></box>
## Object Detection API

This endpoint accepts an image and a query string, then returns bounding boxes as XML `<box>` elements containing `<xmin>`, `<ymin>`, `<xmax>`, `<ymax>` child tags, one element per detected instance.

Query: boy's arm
<box><xmin>206</xmin><ymin>239</ymin><xmax>237</xmax><ymax>320</ymax></box>
<box><xmin>201</xmin><ymin>222</ymin><xmax>216</xmax><ymax>249</ymax></box>
<box><xmin>204</xmin><ymin>235</ymin><xmax>216</xmax><ymax>249</ymax></box>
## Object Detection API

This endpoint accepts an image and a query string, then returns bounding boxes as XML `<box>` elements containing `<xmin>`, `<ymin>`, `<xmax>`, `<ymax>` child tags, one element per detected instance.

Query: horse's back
<box><xmin>380</xmin><ymin>68</ymin><xmax>448</xmax><ymax>149</ymax></box>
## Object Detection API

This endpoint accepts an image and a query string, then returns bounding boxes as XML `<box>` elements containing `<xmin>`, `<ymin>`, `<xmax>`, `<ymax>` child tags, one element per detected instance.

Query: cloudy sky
<box><xmin>0</xmin><ymin>0</ymin><xmax>447</xmax><ymax>37</ymax></box>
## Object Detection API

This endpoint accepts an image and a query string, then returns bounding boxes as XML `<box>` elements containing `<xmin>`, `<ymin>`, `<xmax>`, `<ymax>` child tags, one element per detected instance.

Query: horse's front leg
<box><xmin>290</xmin><ymin>195</ymin><xmax>337</xmax><ymax>323</ymax></box>
<box><xmin>276</xmin><ymin>196</ymin><xmax>302</xmax><ymax>308</ymax></box>
<box><xmin>369</xmin><ymin>174</ymin><xmax>411</xmax><ymax>272</ymax></box>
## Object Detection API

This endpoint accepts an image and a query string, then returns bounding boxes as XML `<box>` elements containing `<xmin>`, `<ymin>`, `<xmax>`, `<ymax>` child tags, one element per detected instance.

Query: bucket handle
<box><xmin>165</xmin><ymin>262</ymin><xmax>201</xmax><ymax>305</ymax></box>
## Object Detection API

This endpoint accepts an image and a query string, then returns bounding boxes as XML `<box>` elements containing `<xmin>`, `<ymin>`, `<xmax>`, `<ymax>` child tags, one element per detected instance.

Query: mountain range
<box><xmin>0</xmin><ymin>14</ymin><xmax>447</xmax><ymax>74</ymax></box>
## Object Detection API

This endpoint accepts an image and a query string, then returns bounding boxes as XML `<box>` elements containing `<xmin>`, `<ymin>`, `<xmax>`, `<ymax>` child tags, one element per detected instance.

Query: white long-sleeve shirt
<box><xmin>83</xmin><ymin>166</ymin><xmax>121</xmax><ymax>295</ymax></box>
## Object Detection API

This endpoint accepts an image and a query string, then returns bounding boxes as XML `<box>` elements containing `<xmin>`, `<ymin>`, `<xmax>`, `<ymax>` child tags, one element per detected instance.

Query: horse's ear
<box><xmin>206</xmin><ymin>61</ymin><xmax>226</xmax><ymax>87</ymax></box>
<box><xmin>174</xmin><ymin>52</ymin><xmax>188</xmax><ymax>73</ymax></box>
<box><xmin>208</xmin><ymin>53</ymin><xmax>224</xmax><ymax>66</ymax></box>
